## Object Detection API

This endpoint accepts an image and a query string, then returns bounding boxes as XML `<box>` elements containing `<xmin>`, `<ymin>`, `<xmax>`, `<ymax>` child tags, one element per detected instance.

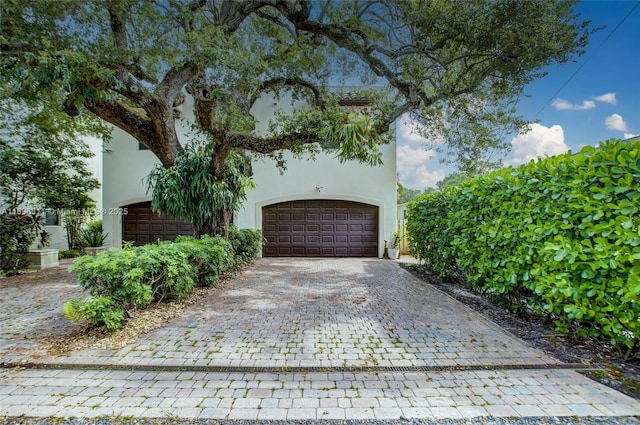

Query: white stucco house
<box><xmin>102</xmin><ymin>92</ymin><xmax>397</xmax><ymax>258</ymax></box>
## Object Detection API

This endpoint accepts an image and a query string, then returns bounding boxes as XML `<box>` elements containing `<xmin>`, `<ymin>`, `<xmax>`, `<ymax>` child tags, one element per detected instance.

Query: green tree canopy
<box><xmin>0</xmin><ymin>98</ymin><xmax>104</xmax><ymax>211</ymax></box>
<box><xmin>436</xmin><ymin>172</ymin><xmax>469</xmax><ymax>191</ymax></box>
<box><xmin>0</xmin><ymin>95</ymin><xmax>106</xmax><ymax>273</ymax></box>
<box><xmin>1</xmin><ymin>0</ymin><xmax>592</xmax><ymax>235</ymax></box>
<box><xmin>397</xmin><ymin>181</ymin><xmax>423</xmax><ymax>204</ymax></box>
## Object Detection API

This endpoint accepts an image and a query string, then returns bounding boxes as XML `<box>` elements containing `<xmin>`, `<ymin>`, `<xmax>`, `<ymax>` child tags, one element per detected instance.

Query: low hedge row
<box><xmin>407</xmin><ymin>139</ymin><xmax>640</xmax><ymax>357</ymax></box>
<box><xmin>65</xmin><ymin>228</ymin><xmax>265</xmax><ymax>330</ymax></box>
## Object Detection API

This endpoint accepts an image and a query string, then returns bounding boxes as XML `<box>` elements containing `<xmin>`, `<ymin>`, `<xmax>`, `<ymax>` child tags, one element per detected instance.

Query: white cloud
<box><xmin>593</xmin><ymin>92</ymin><xmax>617</xmax><ymax>104</ymax></box>
<box><xmin>605</xmin><ymin>113</ymin><xmax>629</xmax><ymax>131</ymax></box>
<box><xmin>396</xmin><ymin>144</ymin><xmax>444</xmax><ymax>188</ymax></box>
<box><xmin>397</xmin><ymin>144</ymin><xmax>435</xmax><ymax>168</ymax></box>
<box><xmin>398</xmin><ymin>117</ymin><xmax>429</xmax><ymax>147</ymax></box>
<box><xmin>624</xmin><ymin>133</ymin><xmax>638</xmax><ymax>140</ymax></box>
<box><xmin>507</xmin><ymin>123</ymin><xmax>569</xmax><ymax>166</ymax></box>
<box><xmin>398</xmin><ymin>116</ymin><xmax>446</xmax><ymax>147</ymax></box>
<box><xmin>552</xmin><ymin>98</ymin><xmax>596</xmax><ymax>111</ymax></box>
<box><xmin>410</xmin><ymin>166</ymin><xmax>447</xmax><ymax>189</ymax></box>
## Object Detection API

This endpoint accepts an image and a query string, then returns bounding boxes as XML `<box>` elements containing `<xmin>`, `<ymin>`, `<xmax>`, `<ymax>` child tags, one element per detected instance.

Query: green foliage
<box><xmin>63</xmin><ymin>296</ymin><xmax>124</xmax><ymax>331</ymax></box>
<box><xmin>0</xmin><ymin>99</ymin><xmax>102</xmax><ymax>212</ymax></box>
<box><xmin>148</xmin><ymin>144</ymin><xmax>254</xmax><ymax>237</ymax></box>
<box><xmin>319</xmin><ymin>112</ymin><xmax>383</xmax><ymax>167</ymax></box>
<box><xmin>79</xmin><ymin>220</ymin><xmax>108</xmax><ymax>248</ymax></box>
<box><xmin>68</xmin><ymin>233</ymin><xmax>263</xmax><ymax>329</ymax></box>
<box><xmin>0</xmin><ymin>96</ymin><xmax>104</xmax><ymax>267</ymax></box>
<box><xmin>63</xmin><ymin>296</ymin><xmax>90</xmax><ymax>323</ymax></box>
<box><xmin>390</xmin><ymin>231</ymin><xmax>403</xmax><ymax>250</ymax></box>
<box><xmin>228</xmin><ymin>226</ymin><xmax>266</xmax><ymax>263</ymax></box>
<box><xmin>172</xmin><ymin>235</ymin><xmax>236</xmax><ymax>288</ymax></box>
<box><xmin>397</xmin><ymin>182</ymin><xmax>425</xmax><ymax>204</ymax></box>
<box><xmin>82</xmin><ymin>297</ymin><xmax>124</xmax><ymax>331</ymax></box>
<box><xmin>0</xmin><ymin>212</ymin><xmax>47</xmax><ymax>275</ymax></box>
<box><xmin>2</xmin><ymin>1</ymin><xmax>593</xmax><ymax>244</ymax></box>
<box><xmin>407</xmin><ymin>140</ymin><xmax>640</xmax><ymax>357</ymax></box>
<box><xmin>1</xmin><ymin>0</ymin><xmax>591</xmax><ymax>175</ymax></box>
<box><xmin>59</xmin><ymin>249</ymin><xmax>84</xmax><ymax>259</ymax></box>
<box><xmin>436</xmin><ymin>173</ymin><xmax>469</xmax><ymax>191</ymax></box>
<box><xmin>62</xmin><ymin>209</ymin><xmax>92</xmax><ymax>251</ymax></box>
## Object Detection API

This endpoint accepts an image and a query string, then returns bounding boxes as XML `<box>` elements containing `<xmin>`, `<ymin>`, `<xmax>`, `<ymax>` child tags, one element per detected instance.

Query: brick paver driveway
<box><xmin>2</xmin><ymin>258</ymin><xmax>640</xmax><ymax>420</ymax></box>
<box><xmin>47</xmin><ymin>258</ymin><xmax>558</xmax><ymax>369</ymax></box>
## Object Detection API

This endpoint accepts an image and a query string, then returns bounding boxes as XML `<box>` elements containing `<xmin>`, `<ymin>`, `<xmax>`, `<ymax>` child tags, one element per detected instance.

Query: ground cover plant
<box><xmin>65</xmin><ymin>227</ymin><xmax>264</xmax><ymax>330</ymax></box>
<box><xmin>407</xmin><ymin>139</ymin><xmax>640</xmax><ymax>359</ymax></box>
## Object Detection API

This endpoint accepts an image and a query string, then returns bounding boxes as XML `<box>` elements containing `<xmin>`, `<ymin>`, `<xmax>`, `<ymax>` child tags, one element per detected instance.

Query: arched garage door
<box><xmin>122</xmin><ymin>201</ymin><xmax>194</xmax><ymax>246</ymax></box>
<box><xmin>262</xmin><ymin>200</ymin><xmax>378</xmax><ymax>257</ymax></box>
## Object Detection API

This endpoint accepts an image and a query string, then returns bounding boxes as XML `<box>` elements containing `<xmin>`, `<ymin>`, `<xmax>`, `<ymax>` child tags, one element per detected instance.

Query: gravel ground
<box><xmin>1</xmin><ymin>417</ymin><xmax>639</xmax><ymax>425</ymax></box>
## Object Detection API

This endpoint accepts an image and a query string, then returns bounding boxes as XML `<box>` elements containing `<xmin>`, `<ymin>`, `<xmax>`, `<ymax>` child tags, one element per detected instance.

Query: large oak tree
<box><xmin>1</xmin><ymin>0</ymin><xmax>591</xmax><ymax>236</ymax></box>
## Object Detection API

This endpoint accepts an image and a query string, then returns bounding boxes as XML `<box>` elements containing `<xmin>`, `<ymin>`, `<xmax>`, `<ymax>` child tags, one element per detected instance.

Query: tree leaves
<box><xmin>1</xmin><ymin>0</ymin><xmax>593</xmax><ymax>172</ymax></box>
<box><xmin>147</xmin><ymin>143</ymin><xmax>255</xmax><ymax>237</ymax></box>
<box><xmin>0</xmin><ymin>98</ymin><xmax>102</xmax><ymax>211</ymax></box>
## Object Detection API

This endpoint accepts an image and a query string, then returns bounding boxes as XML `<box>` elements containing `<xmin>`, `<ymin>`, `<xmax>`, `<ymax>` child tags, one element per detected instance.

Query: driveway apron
<box><xmin>1</xmin><ymin>258</ymin><xmax>639</xmax><ymax>421</ymax></box>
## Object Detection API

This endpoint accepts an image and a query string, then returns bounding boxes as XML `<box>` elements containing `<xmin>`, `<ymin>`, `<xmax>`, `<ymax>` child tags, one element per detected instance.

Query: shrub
<box><xmin>65</xmin><ymin>232</ymin><xmax>263</xmax><ymax>330</ymax></box>
<box><xmin>79</xmin><ymin>219</ymin><xmax>108</xmax><ymax>247</ymax></box>
<box><xmin>228</xmin><ymin>226</ymin><xmax>266</xmax><ymax>262</ymax></box>
<box><xmin>0</xmin><ymin>212</ymin><xmax>48</xmax><ymax>276</ymax></box>
<box><xmin>63</xmin><ymin>295</ymin><xmax>124</xmax><ymax>330</ymax></box>
<box><xmin>407</xmin><ymin>139</ymin><xmax>640</xmax><ymax>357</ymax></box>
<box><xmin>63</xmin><ymin>209</ymin><xmax>91</xmax><ymax>251</ymax></box>
<box><xmin>174</xmin><ymin>235</ymin><xmax>235</xmax><ymax>286</ymax></box>
<box><xmin>82</xmin><ymin>297</ymin><xmax>125</xmax><ymax>331</ymax></box>
<box><xmin>59</xmin><ymin>249</ymin><xmax>84</xmax><ymax>259</ymax></box>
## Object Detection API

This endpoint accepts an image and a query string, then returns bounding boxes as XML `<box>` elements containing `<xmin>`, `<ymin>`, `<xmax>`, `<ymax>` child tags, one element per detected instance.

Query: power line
<box><xmin>534</xmin><ymin>1</ymin><xmax>640</xmax><ymax>117</ymax></box>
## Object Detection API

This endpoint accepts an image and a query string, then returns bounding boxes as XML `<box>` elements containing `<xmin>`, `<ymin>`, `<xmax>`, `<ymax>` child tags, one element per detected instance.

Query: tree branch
<box><xmin>222</xmin><ymin>128</ymin><xmax>320</xmax><ymax>153</ymax></box>
<box><xmin>375</xmin><ymin>100</ymin><xmax>417</xmax><ymax>134</ymax></box>
<box><xmin>83</xmin><ymin>98</ymin><xmax>178</xmax><ymax>168</ymax></box>
<box><xmin>155</xmin><ymin>62</ymin><xmax>198</xmax><ymax>106</ymax></box>
<box><xmin>251</xmin><ymin>76</ymin><xmax>325</xmax><ymax>110</ymax></box>
<box><xmin>277</xmin><ymin>13</ymin><xmax>434</xmax><ymax>120</ymax></box>
<box><xmin>0</xmin><ymin>42</ymin><xmax>38</xmax><ymax>54</ymax></box>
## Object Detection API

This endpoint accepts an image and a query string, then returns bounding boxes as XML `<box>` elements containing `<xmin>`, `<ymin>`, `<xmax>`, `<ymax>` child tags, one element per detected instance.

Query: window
<box><xmin>44</xmin><ymin>210</ymin><xmax>59</xmax><ymax>226</ymax></box>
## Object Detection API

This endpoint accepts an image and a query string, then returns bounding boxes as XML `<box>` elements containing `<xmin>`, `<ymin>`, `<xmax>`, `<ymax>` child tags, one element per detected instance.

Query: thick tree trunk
<box><xmin>195</xmin><ymin>208</ymin><xmax>231</xmax><ymax>239</ymax></box>
<box><xmin>213</xmin><ymin>209</ymin><xmax>231</xmax><ymax>240</ymax></box>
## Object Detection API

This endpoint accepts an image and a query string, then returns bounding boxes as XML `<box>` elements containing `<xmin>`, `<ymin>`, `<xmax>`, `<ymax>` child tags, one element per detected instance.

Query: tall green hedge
<box><xmin>407</xmin><ymin>139</ymin><xmax>640</xmax><ymax>356</ymax></box>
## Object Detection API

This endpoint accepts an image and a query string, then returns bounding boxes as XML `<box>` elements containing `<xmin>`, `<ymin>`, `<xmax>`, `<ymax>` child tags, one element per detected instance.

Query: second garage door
<box><xmin>262</xmin><ymin>200</ymin><xmax>378</xmax><ymax>257</ymax></box>
<box><xmin>122</xmin><ymin>201</ymin><xmax>195</xmax><ymax>246</ymax></box>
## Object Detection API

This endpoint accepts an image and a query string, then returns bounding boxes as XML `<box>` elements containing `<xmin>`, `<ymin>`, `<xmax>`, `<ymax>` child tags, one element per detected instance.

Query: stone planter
<box><xmin>22</xmin><ymin>249</ymin><xmax>59</xmax><ymax>270</ymax></box>
<box><xmin>84</xmin><ymin>246</ymin><xmax>107</xmax><ymax>256</ymax></box>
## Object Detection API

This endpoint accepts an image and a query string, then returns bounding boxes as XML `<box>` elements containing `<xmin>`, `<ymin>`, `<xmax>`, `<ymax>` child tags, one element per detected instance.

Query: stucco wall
<box><xmin>103</xmin><ymin>93</ymin><xmax>397</xmax><ymax>257</ymax></box>
<box><xmin>240</xmin><ymin>147</ymin><xmax>396</xmax><ymax>257</ymax></box>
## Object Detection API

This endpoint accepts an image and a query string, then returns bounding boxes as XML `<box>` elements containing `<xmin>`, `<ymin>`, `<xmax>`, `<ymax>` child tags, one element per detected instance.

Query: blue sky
<box><xmin>397</xmin><ymin>0</ymin><xmax>640</xmax><ymax>189</ymax></box>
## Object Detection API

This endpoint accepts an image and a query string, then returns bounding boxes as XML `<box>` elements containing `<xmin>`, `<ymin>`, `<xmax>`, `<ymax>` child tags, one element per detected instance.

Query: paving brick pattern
<box><xmin>1</xmin><ymin>367</ymin><xmax>639</xmax><ymax>420</ymax></box>
<box><xmin>1</xmin><ymin>258</ymin><xmax>640</xmax><ymax>420</ymax></box>
<box><xmin>31</xmin><ymin>259</ymin><xmax>559</xmax><ymax>368</ymax></box>
<box><xmin>0</xmin><ymin>260</ymin><xmax>83</xmax><ymax>362</ymax></box>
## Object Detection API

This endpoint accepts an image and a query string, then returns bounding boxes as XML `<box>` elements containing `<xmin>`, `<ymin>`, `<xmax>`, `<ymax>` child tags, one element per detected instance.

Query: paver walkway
<box><xmin>1</xmin><ymin>258</ymin><xmax>640</xmax><ymax>421</ymax></box>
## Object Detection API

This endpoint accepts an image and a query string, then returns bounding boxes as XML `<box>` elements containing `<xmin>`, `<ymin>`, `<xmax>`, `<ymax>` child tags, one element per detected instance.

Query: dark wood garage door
<box><xmin>122</xmin><ymin>201</ymin><xmax>195</xmax><ymax>246</ymax></box>
<box><xmin>262</xmin><ymin>200</ymin><xmax>378</xmax><ymax>257</ymax></box>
